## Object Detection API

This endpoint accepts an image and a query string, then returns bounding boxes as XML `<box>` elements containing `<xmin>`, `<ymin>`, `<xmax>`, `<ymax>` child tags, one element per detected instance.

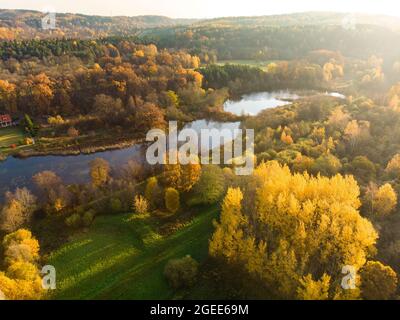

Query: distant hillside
<box><xmin>139</xmin><ymin>12</ymin><xmax>400</xmax><ymax>61</ymax></box>
<box><xmin>193</xmin><ymin>12</ymin><xmax>400</xmax><ymax>29</ymax></box>
<box><xmin>1</xmin><ymin>9</ymin><xmax>400</xmax><ymax>41</ymax></box>
<box><xmin>1</xmin><ymin>10</ymin><xmax>400</xmax><ymax>63</ymax></box>
<box><xmin>0</xmin><ymin>9</ymin><xmax>197</xmax><ymax>40</ymax></box>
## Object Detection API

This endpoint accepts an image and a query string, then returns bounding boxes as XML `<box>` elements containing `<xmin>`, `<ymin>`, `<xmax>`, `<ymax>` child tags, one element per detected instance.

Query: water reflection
<box><xmin>224</xmin><ymin>90</ymin><xmax>300</xmax><ymax>116</ymax></box>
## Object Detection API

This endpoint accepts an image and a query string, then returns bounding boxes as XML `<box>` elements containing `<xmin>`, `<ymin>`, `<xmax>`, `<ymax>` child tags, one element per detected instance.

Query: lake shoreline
<box><xmin>11</xmin><ymin>137</ymin><xmax>146</xmax><ymax>159</ymax></box>
<box><xmin>1</xmin><ymin>90</ymin><xmax>344</xmax><ymax>162</ymax></box>
<box><xmin>1</xmin><ymin>117</ymin><xmax>242</xmax><ymax>161</ymax></box>
<box><xmin>224</xmin><ymin>90</ymin><xmax>346</xmax><ymax>115</ymax></box>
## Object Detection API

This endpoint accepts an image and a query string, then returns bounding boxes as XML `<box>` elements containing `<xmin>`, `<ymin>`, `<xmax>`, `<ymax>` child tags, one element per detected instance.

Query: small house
<box><xmin>0</xmin><ymin>114</ymin><xmax>12</xmax><ymax>128</ymax></box>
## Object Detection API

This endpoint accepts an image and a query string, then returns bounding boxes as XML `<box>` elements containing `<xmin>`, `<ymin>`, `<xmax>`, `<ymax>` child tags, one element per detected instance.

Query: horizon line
<box><xmin>1</xmin><ymin>7</ymin><xmax>400</xmax><ymax>20</ymax></box>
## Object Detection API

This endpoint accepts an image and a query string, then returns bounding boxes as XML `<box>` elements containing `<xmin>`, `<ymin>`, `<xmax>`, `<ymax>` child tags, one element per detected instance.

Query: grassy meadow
<box><xmin>47</xmin><ymin>206</ymin><xmax>218</xmax><ymax>299</ymax></box>
<box><xmin>216</xmin><ymin>59</ymin><xmax>280</xmax><ymax>71</ymax></box>
<box><xmin>0</xmin><ymin>127</ymin><xmax>28</xmax><ymax>159</ymax></box>
<box><xmin>0</xmin><ymin>127</ymin><xmax>25</xmax><ymax>148</ymax></box>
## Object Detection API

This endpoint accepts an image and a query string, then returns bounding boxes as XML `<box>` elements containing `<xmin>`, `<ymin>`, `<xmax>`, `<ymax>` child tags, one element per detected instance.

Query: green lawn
<box><xmin>216</xmin><ymin>59</ymin><xmax>280</xmax><ymax>71</ymax></box>
<box><xmin>48</xmin><ymin>206</ymin><xmax>218</xmax><ymax>300</ymax></box>
<box><xmin>0</xmin><ymin>127</ymin><xmax>25</xmax><ymax>148</ymax></box>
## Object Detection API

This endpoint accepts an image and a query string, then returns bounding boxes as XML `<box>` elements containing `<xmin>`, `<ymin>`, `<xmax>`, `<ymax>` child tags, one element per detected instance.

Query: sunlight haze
<box><xmin>1</xmin><ymin>0</ymin><xmax>400</xmax><ymax>18</ymax></box>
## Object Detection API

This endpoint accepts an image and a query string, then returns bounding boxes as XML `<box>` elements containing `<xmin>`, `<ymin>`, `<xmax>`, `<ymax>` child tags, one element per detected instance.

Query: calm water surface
<box><xmin>0</xmin><ymin>120</ymin><xmax>239</xmax><ymax>195</ymax></box>
<box><xmin>224</xmin><ymin>90</ymin><xmax>345</xmax><ymax>116</ymax></box>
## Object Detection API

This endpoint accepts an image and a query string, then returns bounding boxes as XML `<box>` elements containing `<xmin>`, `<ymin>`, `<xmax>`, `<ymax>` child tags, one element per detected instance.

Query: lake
<box><xmin>224</xmin><ymin>91</ymin><xmax>300</xmax><ymax>116</ymax></box>
<box><xmin>0</xmin><ymin>120</ymin><xmax>240</xmax><ymax>196</ymax></box>
<box><xmin>224</xmin><ymin>90</ymin><xmax>345</xmax><ymax>116</ymax></box>
<box><xmin>0</xmin><ymin>90</ymin><xmax>344</xmax><ymax>195</ymax></box>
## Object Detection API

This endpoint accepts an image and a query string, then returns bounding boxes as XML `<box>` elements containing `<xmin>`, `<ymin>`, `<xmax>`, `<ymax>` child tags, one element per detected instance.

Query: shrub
<box><xmin>25</xmin><ymin>137</ymin><xmax>34</xmax><ymax>145</ymax></box>
<box><xmin>82</xmin><ymin>210</ymin><xmax>96</xmax><ymax>227</ymax></box>
<box><xmin>133</xmin><ymin>195</ymin><xmax>149</xmax><ymax>215</ymax></box>
<box><xmin>65</xmin><ymin>214</ymin><xmax>81</xmax><ymax>228</ymax></box>
<box><xmin>312</xmin><ymin>154</ymin><xmax>342</xmax><ymax>176</ymax></box>
<box><xmin>145</xmin><ymin>177</ymin><xmax>158</xmax><ymax>201</ymax></box>
<box><xmin>67</xmin><ymin>127</ymin><xmax>79</xmax><ymax>138</ymax></box>
<box><xmin>109</xmin><ymin>198</ymin><xmax>122</xmax><ymax>214</ymax></box>
<box><xmin>189</xmin><ymin>165</ymin><xmax>225</xmax><ymax>205</ymax></box>
<box><xmin>348</xmin><ymin>156</ymin><xmax>376</xmax><ymax>182</ymax></box>
<box><xmin>144</xmin><ymin>176</ymin><xmax>163</xmax><ymax>208</ymax></box>
<box><xmin>47</xmin><ymin>115</ymin><xmax>65</xmax><ymax>125</ymax></box>
<box><xmin>165</xmin><ymin>188</ymin><xmax>180</xmax><ymax>213</ymax></box>
<box><xmin>23</xmin><ymin>114</ymin><xmax>38</xmax><ymax>136</ymax></box>
<box><xmin>164</xmin><ymin>255</ymin><xmax>199</xmax><ymax>289</ymax></box>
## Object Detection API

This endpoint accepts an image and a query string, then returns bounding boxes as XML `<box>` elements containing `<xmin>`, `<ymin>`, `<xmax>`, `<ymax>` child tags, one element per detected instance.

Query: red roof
<box><xmin>0</xmin><ymin>114</ymin><xmax>12</xmax><ymax>122</ymax></box>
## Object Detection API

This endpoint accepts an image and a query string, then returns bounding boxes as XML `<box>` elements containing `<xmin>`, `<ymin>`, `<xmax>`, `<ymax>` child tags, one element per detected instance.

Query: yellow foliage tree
<box><xmin>133</xmin><ymin>195</ymin><xmax>149</xmax><ymax>215</ymax></box>
<box><xmin>280</xmin><ymin>131</ymin><xmax>294</xmax><ymax>145</ymax></box>
<box><xmin>209</xmin><ymin>161</ymin><xmax>378</xmax><ymax>299</ymax></box>
<box><xmin>372</xmin><ymin>184</ymin><xmax>397</xmax><ymax>216</ymax></box>
<box><xmin>292</xmin><ymin>154</ymin><xmax>314</xmax><ymax>173</ymax></box>
<box><xmin>0</xmin><ymin>79</ymin><xmax>17</xmax><ymax>113</ymax></box>
<box><xmin>144</xmin><ymin>176</ymin><xmax>159</xmax><ymax>205</ymax></box>
<box><xmin>163</xmin><ymin>162</ymin><xmax>181</xmax><ymax>190</ymax></box>
<box><xmin>327</xmin><ymin>107</ymin><xmax>350</xmax><ymax>131</ymax></box>
<box><xmin>0</xmin><ymin>272</ymin><xmax>43</xmax><ymax>300</ymax></box>
<box><xmin>209</xmin><ymin>188</ymin><xmax>250</xmax><ymax>262</ymax></box>
<box><xmin>387</xmin><ymin>83</ymin><xmax>400</xmax><ymax>111</ymax></box>
<box><xmin>386</xmin><ymin>153</ymin><xmax>400</xmax><ymax>177</ymax></box>
<box><xmin>0</xmin><ymin>199</ymin><xmax>24</xmax><ymax>233</ymax></box>
<box><xmin>6</xmin><ymin>261</ymin><xmax>39</xmax><ymax>281</ymax></box>
<box><xmin>163</xmin><ymin>155</ymin><xmax>201</xmax><ymax>192</ymax></box>
<box><xmin>3</xmin><ymin>229</ymin><xmax>40</xmax><ymax>266</ymax></box>
<box><xmin>297</xmin><ymin>274</ymin><xmax>331</xmax><ymax>300</ymax></box>
<box><xmin>90</xmin><ymin>158</ymin><xmax>110</xmax><ymax>187</ymax></box>
<box><xmin>0</xmin><ymin>229</ymin><xmax>44</xmax><ymax>300</ymax></box>
<box><xmin>180</xmin><ymin>162</ymin><xmax>202</xmax><ymax>192</ymax></box>
<box><xmin>360</xmin><ymin>261</ymin><xmax>398</xmax><ymax>300</ymax></box>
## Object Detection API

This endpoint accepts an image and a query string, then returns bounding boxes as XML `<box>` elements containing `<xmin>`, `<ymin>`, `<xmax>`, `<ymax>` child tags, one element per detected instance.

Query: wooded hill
<box><xmin>0</xmin><ymin>9</ymin><xmax>196</xmax><ymax>40</ymax></box>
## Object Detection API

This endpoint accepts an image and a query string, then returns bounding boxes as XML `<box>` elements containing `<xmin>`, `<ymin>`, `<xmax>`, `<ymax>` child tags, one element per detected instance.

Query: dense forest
<box><xmin>0</xmin><ymin>38</ymin><xmax>236</xmax><ymax>156</ymax></box>
<box><xmin>0</xmin><ymin>9</ymin><xmax>195</xmax><ymax>40</ymax></box>
<box><xmin>1</xmin><ymin>9</ymin><xmax>400</xmax><ymax>301</ymax></box>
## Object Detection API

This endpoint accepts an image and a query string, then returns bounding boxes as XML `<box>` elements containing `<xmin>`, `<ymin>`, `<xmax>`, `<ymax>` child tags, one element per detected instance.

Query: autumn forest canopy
<box><xmin>1</xmin><ymin>9</ymin><xmax>400</xmax><ymax>301</ymax></box>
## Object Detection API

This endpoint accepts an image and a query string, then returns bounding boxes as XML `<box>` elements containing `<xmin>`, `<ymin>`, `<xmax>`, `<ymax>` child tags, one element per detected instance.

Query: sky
<box><xmin>1</xmin><ymin>0</ymin><xmax>400</xmax><ymax>19</ymax></box>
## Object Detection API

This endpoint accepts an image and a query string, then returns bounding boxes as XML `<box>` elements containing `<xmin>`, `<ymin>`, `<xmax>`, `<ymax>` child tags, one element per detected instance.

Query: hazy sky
<box><xmin>1</xmin><ymin>0</ymin><xmax>400</xmax><ymax>19</ymax></box>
